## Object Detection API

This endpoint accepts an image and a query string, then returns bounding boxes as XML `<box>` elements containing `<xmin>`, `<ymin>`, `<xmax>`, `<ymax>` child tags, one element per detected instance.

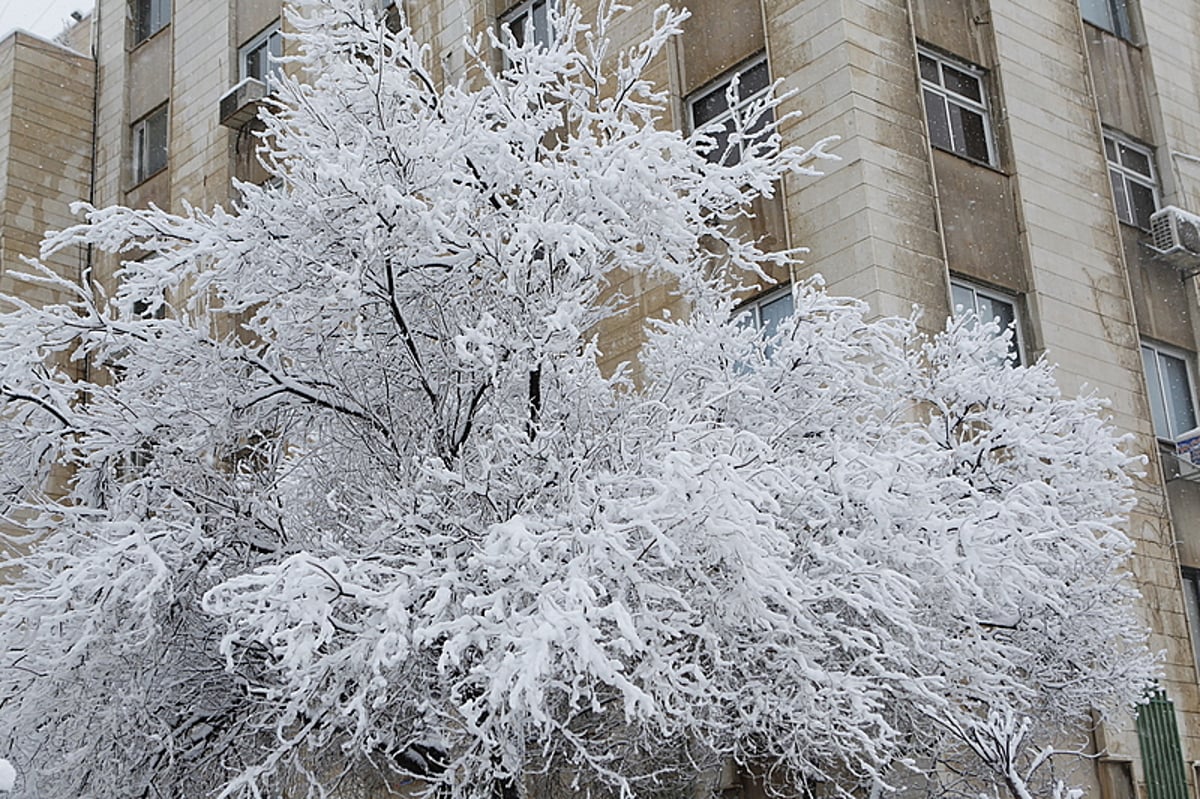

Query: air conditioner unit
<box><xmin>1150</xmin><ymin>206</ymin><xmax>1200</xmax><ymax>259</ymax></box>
<box><xmin>218</xmin><ymin>77</ymin><xmax>268</xmax><ymax>129</ymax></box>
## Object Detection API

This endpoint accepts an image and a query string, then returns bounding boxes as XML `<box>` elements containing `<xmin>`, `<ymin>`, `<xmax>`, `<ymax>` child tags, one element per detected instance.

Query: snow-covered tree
<box><xmin>0</xmin><ymin>2</ymin><xmax>1156</xmax><ymax>798</ymax></box>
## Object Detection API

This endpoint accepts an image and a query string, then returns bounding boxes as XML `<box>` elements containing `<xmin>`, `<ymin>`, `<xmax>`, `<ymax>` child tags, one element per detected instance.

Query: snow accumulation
<box><xmin>0</xmin><ymin>759</ymin><xmax>15</xmax><ymax>792</ymax></box>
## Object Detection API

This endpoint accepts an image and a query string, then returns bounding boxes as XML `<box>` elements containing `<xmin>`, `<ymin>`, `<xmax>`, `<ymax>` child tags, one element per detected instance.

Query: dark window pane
<box><xmin>919</xmin><ymin>54</ymin><xmax>939</xmax><ymax>84</ymax></box>
<box><xmin>737</xmin><ymin>61</ymin><xmax>770</xmax><ymax>100</ymax></box>
<box><xmin>942</xmin><ymin>65</ymin><xmax>982</xmax><ymax>103</ymax></box>
<box><xmin>146</xmin><ymin>108</ymin><xmax>168</xmax><ymax>176</ymax></box>
<box><xmin>924</xmin><ymin>90</ymin><xmax>951</xmax><ymax>151</ymax></box>
<box><xmin>245</xmin><ymin>45</ymin><xmax>263</xmax><ymax>81</ymax></box>
<box><xmin>1112</xmin><ymin>0</ymin><xmax>1131</xmax><ymax>37</ymax></box>
<box><xmin>951</xmin><ymin>104</ymin><xmax>990</xmax><ymax>163</ymax></box>
<box><xmin>1161</xmin><ymin>353</ymin><xmax>1197</xmax><ymax>435</ymax></box>
<box><xmin>1119</xmin><ymin>142</ymin><xmax>1152</xmax><ymax>177</ymax></box>
<box><xmin>531</xmin><ymin>0</ymin><xmax>549</xmax><ymax>49</ymax></box>
<box><xmin>692</xmin><ymin>85</ymin><xmax>729</xmax><ymax>127</ymax></box>
<box><xmin>1110</xmin><ymin>169</ymin><xmax>1131</xmax><ymax>224</ymax></box>
<box><xmin>1104</xmin><ymin>136</ymin><xmax>1118</xmax><ymax>161</ymax></box>
<box><xmin>1143</xmin><ymin>346</ymin><xmax>1171</xmax><ymax>438</ymax></box>
<box><xmin>1128</xmin><ymin>180</ymin><xmax>1156</xmax><ymax>229</ymax></box>
<box><xmin>505</xmin><ymin>11</ymin><xmax>527</xmax><ymax>47</ymax></box>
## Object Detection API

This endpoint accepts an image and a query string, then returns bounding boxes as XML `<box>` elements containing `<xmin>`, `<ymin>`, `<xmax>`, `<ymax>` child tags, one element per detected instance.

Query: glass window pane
<box><xmin>953</xmin><ymin>105</ymin><xmax>990</xmax><ymax>163</ymax></box>
<box><xmin>977</xmin><ymin>295</ymin><xmax>1019</xmax><ymax>365</ymax></box>
<box><xmin>1160</xmin><ymin>353</ymin><xmax>1197</xmax><ymax>436</ymax></box>
<box><xmin>505</xmin><ymin>10</ymin><xmax>527</xmax><ymax>47</ymax></box>
<box><xmin>245</xmin><ymin>44</ymin><xmax>263</xmax><ymax>81</ymax></box>
<box><xmin>1104</xmin><ymin>136</ymin><xmax>1118</xmax><ymax>161</ymax></box>
<box><xmin>1110</xmin><ymin>170</ymin><xmax>1131</xmax><ymax>224</ymax></box>
<box><xmin>951</xmin><ymin>283</ymin><xmax>975</xmax><ymax>314</ymax></box>
<box><xmin>1128</xmin><ymin>181</ymin><xmax>1157</xmax><ymax>230</ymax></box>
<box><xmin>919</xmin><ymin>54</ymin><xmax>939</xmax><ymax>84</ymax></box>
<box><xmin>1119</xmin><ymin>143</ymin><xmax>1152</xmax><ymax>177</ymax></box>
<box><xmin>1182</xmin><ymin>572</ymin><xmax>1200</xmax><ymax>675</ymax></box>
<box><xmin>942</xmin><ymin>66</ymin><xmax>982</xmax><ymax>103</ymax></box>
<box><xmin>737</xmin><ymin>61</ymin><xmax>770</xmax><ymax>101</ymax></box>
<box><xmin>1112</xmin><ymin>0</ymin><xmax>1131</xmax><ymax>38</ymax></box>
<box><xmin>1143</xmin><ymin>346</ymin><xmax>1171</xmax><ymax>438</ymax></box>
<box><xmin>1080</xmin><ymin>0</ymin><xmax>1116</xmax><ymax>31</ymax></box>
<box><xmin>923</xmin><ymin>90</ymin><xmax>951</xmax><ymax>152</ymax></box>
<box><xmin>531</xmin><ymin>0</ymin><xmax>550</xmax><ymax>49</ymax></box>
<box><xmin>758</xmin><ymin>292</ymin><xmax>794</xmax><ymax>339</ymax></box>
<box><xmin>692</xmin><ymin>86</ymin><xmax>729</xmax><ymax>127</ymax></box>
<box><xmin>146</xmin><ymin>108</ymin><xmax>168</xmax><ymax>176</ymax></box>
<box><xmin>703</xmin><ymin>120</ymin><xmax>733</xmax><ymax>165</ymax></box>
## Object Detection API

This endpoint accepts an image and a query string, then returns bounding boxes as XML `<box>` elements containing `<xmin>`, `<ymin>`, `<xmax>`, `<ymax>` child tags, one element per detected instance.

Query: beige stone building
<box><xmin>8</xmin><ymin>0</ymin><xmax>1200</xmax><ymax>796</ymax></box>
<box><xmin>0</xmin><ymin>26</ymin><xmax>93</xmax><ymax>521</ymax></box>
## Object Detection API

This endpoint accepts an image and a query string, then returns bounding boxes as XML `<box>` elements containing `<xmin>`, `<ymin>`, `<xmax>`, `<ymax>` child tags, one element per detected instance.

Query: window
<box><xmin>1098</xmin><ymin>760</ymin><xmax>1136</xmax><ymax>799</ymax></box>
<box><xmin>1106</xmin><ymin>132</ymin><xmax>1158</xmax><ymax>230</ymax></box>
<box><xmin>688</xmin><ymin>56</ymin><xmax>772</xmax><ymax>166</ymax></box>
<box><xmin>133</xmin><ymin>0</ymin><xmax>170</xmax><ymax>44</ymax></box>
<box><xmin>1142</xmin><ymin>342</ymin><xmax>1197</xmax><ymax>440</ymax></box>
<box><xmin>1180</xmin><ymin>569</ymin><xmax>1200</xmax><ymax>676</ymax></box>
<box><xmin>499</xmin><ymin>0</ymin><xmax>552</xmax><ymax>51</ymax></box>
<box><xmin>736</xmin><ymin>286</ymin><xmax>794</xmax><ymax>360</ymax></box>
<box><xmin>132</xmin><ymin>105</ymin><xmax>168</xmax><ymax>184</ymax></box>
<box><xmin>950</xmin><ymin>280</ymin><xmax>1025</xmax><ymax>366</ymax></box>
<box><xmin>239</xmin><ymin>22</ymin><xmax>283</xmax><ymax>89</ymax></box>
<box><xmin>918</xmin><ymin>48</ymin><xmax>995</xmax><ymax>166</ymax></box>
<box><xmin>1081</xmin><ymin>0</ymin><xmax>1132</xmax><ymax>39</ymax></box>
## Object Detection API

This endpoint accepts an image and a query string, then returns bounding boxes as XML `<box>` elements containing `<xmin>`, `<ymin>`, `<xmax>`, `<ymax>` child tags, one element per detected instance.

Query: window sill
<box><xmin>128</xmin><ymin>165</ymin><xmax>168</xmax><ymax>191</ymax></box>
<box><xmin>929</xmin><ymin>144</ymin><xmax>1007</xmax><ymax>176</ymax></box>
<box><xmin>128</xmin><ymin>23</ymin><xmax>170</xmax><ymax>53</ymax></box>
<box><xmin>1117</xmin><ymin>218</ymin><xmax>1152</xmax><ymax>235</ymax></box>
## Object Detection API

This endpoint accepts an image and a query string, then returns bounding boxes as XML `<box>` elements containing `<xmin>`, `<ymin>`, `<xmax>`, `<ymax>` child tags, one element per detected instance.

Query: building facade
<box><xmin>6</xmin><ymin>0</ymin><xmax>1200</xmax><ymax>796</ymax></box>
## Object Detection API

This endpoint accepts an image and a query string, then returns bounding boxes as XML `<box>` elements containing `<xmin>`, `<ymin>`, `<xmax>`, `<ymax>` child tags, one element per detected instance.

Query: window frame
<box><xmin>918</xmin><ymin>47</ymin><xmax>997</xmax><ymax>168</ymax></box>
<box><xmin>238</xmin><ymin>21</ymin><xmax>284</xmax><ymax>90</ymax></box>
<box><xmin>498</xmin><ymin>0</ymin><xmax>554</xmax><ymax>53</ymax></box>
<box><xmin>132</xmin><ymin>0</ymin><xmax>171</xmax><ymax>45</ymax></box>
<box><xmin>1080</xmin><ymin>0</ymin><xmax>1133</xmax><ymax>40</ymax></box>
<box><xmin>1141</xmin><ymin>340</ymin><xmax>1198</xmax><ymax>441</ymax></box>
<box><xmin>1105</xmin><ymin>131</ymin><xmax>1159</xmax><ymax>231</ymax></box>
<box><xmin>736</xmin><ymin>284</ymin><xmax>794</xmax><ymax>336</ymax></box>
<box><xmin>686</xmin><ymin>54</ymin><xmax>773</xmax><ymax>166</ymax></box>
<box><xmin>949</xmin><ymin>279</ymin><xmax>1026</xmax><ymax>366</ymax></box>
<box><xmin>131</xmin><ymin>104</ymin><xmax>169</xmax><ymax>186</ymax></box>
<box><xmin>1180</xmin><ymin>568</ymin><xmax>1200</xmax><ymax>679</ymax></box>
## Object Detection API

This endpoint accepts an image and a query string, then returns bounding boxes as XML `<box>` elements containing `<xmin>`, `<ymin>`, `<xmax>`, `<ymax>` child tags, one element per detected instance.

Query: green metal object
<box><xmin>1137</xmin><ymin>689</ymin><xmax>1189</xmax><ymax>799</ymax></box>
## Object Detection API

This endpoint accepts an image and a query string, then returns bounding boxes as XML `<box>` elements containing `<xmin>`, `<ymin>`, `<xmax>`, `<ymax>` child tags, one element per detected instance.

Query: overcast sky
<box><xmin>0</xmin><ymin>0</ymin><xmax>93</xmax><ymax>42</ymax></box>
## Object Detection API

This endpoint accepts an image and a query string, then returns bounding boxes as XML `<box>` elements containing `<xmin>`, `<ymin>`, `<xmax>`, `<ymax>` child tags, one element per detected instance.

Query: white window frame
<box><xmin>133</xmin><ymin>0</ymin><xmax>170</xmax><ymax>44</ymax></box>
<box><xmin>687</xmin><ymin>54</ymin><xmax>773</xmax><ymax>166</ymax></box>
<box><xmin>1104</xmin><ymin>131</ymin><xmax>1158</xmax><ymax>230</ymax></box>
<box><xmin>949</xmin><ymin>279</ymin><xmax>1025</xmax><ymax>366</ymax></box>
<box><xmin>132</xmin><ymin>104</ymin><xmax>168</xmax><ymax>185</ymax></box>
<box><xmin>239</xmin><ymin>22</ymin><xmax>283</xmax><ymax>90</ymax></box>
<box><xmin>918</xmin><ymin>47</ymin><xmax>996</xmax><ymax>167</ymax></box>
<box><xmin>1081</xmin><ymin>0</ymin><xmax>1132</xmax><ymax>40</ymax></box>
<box><xmin>1141</xmin><ymin>340</ymin><xmax>1198</xmax><ymax>441</ymax></box>
<box><xmin>498</xmin><ymin>0</ymin><xmax>554</xmax><ymax>53</ymax></box>
<box><xmin>736</xmin><ymin>285</ymin><xmax>793</xmax><ymax>334</ymax></box>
